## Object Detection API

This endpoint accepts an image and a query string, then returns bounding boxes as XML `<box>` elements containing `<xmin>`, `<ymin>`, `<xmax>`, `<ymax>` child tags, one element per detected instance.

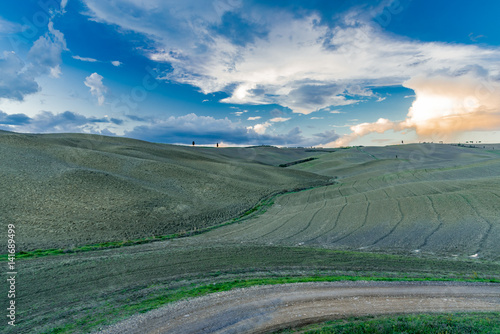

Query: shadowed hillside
<box><xmin>0</xmin><ymin>131</ymin><xmax>329</xmax><ymax>250</ymax></box>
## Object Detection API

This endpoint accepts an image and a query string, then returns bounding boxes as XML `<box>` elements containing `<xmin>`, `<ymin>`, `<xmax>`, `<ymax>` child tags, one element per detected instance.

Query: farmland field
<box><xmin>0</xmin><ymin>131</ymin><xmax>329</xmax><ymax>250</ymax></box>
<box><xmin>2</xmin><ymin>131</ymin><xmax>500</xmax><ymax>333</ymax></box>
<box><xmin>201</xmin><ymin>144</ymin><xmax>500</xmax><ymax>260</ymax></box>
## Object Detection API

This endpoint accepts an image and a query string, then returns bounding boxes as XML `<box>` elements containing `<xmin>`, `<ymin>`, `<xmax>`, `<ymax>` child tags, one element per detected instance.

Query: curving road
<box><xmin>99</xmin><ymin>281</ymin><xmax>500</xmax><ymax>334</ymax></box>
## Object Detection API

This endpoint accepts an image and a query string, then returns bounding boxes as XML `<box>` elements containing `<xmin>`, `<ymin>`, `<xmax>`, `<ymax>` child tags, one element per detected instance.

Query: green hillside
<box><xmin>201</xmin><ymin>144</ymin><xmax>500</xmax><ymax>260</ymax></box>
<box><xmin>0</xmin><ymin>131</ymin><xmax>328</xmax><ymax>250</ymax></box>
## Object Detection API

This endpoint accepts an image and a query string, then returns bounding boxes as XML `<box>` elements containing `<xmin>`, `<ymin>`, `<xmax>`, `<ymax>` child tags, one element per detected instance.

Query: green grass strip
<box><xmin>43</xmin><ymin>275</ymin><xmax>500</xmax><ymax>334</ymax></box>
<box><xmin>275</xmin><ymin>312</ymin><xmax>500</xmax><ymax>334</ymax></box>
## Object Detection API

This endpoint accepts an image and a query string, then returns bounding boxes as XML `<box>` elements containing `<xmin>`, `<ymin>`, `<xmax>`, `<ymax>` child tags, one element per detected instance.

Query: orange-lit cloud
<box><xmin>403</xmin><ymin>73</ymin><xmax>500</xmax><ymax>137</ymax></box>
<box><xmin>332</xmin><ymin>70</ymin><xmax>500</xmax><ymax>146</ymax></box>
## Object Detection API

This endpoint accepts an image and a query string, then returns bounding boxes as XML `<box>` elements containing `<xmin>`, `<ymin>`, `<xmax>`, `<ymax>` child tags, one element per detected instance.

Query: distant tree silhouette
<box><xmin>192</xmin><ymin>141</ymin><xmax>195</xmax><ymax>146</ymax></box>
<box><xmin>216</xmin><ymin>142</ymin><xmax>219</xmax><ymax>148</ymax></box>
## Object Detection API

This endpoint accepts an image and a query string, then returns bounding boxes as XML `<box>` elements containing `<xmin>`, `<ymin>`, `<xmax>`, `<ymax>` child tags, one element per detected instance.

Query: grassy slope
<box><xmin>200</xmin><ymin>144</ymin><xmax>500</xmax><ymax>260</ymax></box>
<box><xmin>3</xmin><ymin>133</ymin><xmax>500</xmax><ymax>333</ymax></box>
<box><xmin>0</xmin><ymin>131</ymin><xmax>328</xmax><ymax>250</ymax></box>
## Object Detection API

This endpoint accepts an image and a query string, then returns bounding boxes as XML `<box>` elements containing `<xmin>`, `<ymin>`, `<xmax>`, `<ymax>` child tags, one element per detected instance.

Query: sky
<box><xmin>1</xmin><ymin>0</ymin><xmax>500</xmax><ymax>147</ymax></box>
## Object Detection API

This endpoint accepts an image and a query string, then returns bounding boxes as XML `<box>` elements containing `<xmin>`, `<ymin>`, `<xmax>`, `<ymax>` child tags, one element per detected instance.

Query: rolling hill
<box><xmin>200</xmin><ymin>144</ymin><xmax>500</xmax><ymax>260</ymax></box>
<box><xmin>0</xmin><ymin>131</ymin><xmax>329</xmax><ymax>250</ymax></box>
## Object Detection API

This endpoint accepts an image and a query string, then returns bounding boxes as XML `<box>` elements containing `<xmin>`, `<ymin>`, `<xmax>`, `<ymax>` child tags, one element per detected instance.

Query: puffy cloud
<box><xmin>0</xmin><ymin>51</ymin><xmax>40</xmax><ymax>101</ymax></box>
<box><xmin>0</xmin><ymin>22</ymin><xmax>67</xmax><ymax>101</ymax></box>
<box><xmin>334</xmin><ymin>118</ymin><xmax>402</xmax><ymax>146</ymax></box>
<box><xmin>0</xmin><ymin>111</ymin><xmax>31</xmax><ymax>125</ymax></box>
<box><xmin>27</xmin><ymin>22</ymin><xmax>67</xmax><ymax>76</ymax></box>
<box><xmin>125</xmin><ymin>113</ymin><xmax>339</xmax><ymax>146</ymax></box>
<box><xmin>249</xmin><ymin>122</ymin><xmax>271</xmax><ymax>135</ymax></box>
<box><xmin>402</xmin><ymin>70</ymin><xmax>500</xmax><ymax>138</ymax></box>
<box><xmin>332</xmin><ymin>67</ymin><xmax>500</xmax><ymax>146</ymax></box>
<box><xmin>111</xmin><ymin>60</ymin><xmax>122</xmax><ymax>66</ymax></box>
<box><xmin>84</xmin><ymin>72</ymin><xmax>107</xmax><ymax>105</ymax></box>
<box><xmin>351</xmin><ymin>118</ymin><xmax>400</xmax><ymax>137</ymax></box>
<box><xmin>247</xmin><ymin>116</ymin><xmax>261</xmax><ymax>120</ymax></box>
<box><xmin>83</xmin><ymin>0</ymin><xmax>500</xmax><ymax>114</ymax></box>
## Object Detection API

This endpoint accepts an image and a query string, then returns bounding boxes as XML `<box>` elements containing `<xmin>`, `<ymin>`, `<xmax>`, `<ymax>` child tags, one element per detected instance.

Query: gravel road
<box><xmin>99</xmin><ymin>281</ymin><xmax>500</xmax><ymax>334</ymax></box>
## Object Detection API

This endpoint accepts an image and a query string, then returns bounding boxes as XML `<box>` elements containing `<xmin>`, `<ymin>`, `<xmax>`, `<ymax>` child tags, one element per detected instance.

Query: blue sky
<box><xmin>1</xmin><ymin>0</ymin><xmax>500</xmax><ymax>146</ymax></box>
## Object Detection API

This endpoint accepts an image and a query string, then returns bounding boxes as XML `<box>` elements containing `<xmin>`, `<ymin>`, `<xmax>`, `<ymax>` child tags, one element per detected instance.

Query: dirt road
<box><xmin>99</xmin><ymin>281</ymin><xmax>500</xmax><ymax>334</ymax></box>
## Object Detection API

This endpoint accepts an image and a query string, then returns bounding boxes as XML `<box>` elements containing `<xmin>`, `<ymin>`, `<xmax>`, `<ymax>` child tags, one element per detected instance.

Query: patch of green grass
<box><xmin>279</xmin><ymin>157</ymin><xmax>318</xmax><ymax>167</ymax></box>
<box><xmin>275</xmin><ymin>312</ymin><xmax>500</xmax><ymax>333</ymax></box>
<box><xmin>8</xmin><ymin>234</ymin><xmax>181</xmax><ymax>260</ymax></box>
<box><xmin>41</xmin><ymin>276</ymin><xmax>499</xmax><ymax>334</ymax></box>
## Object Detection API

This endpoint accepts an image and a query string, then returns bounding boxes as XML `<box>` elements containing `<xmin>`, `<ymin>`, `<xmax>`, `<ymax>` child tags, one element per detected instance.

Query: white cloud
<box><xmin>50</xmin><ymin>65</ymin><xmax>62</xmax><ymax>78</ymax></box>
<box><xmin>232</xmin><ymin>109</ymin><xmax>247</xmax><ymax>116</ymax></box>
<box><xmin>73</xmin><ymin>55</ymin><xmax>98</xmax><ymax>62</ymax></box>
<box><xmin>61</xmin><ymin>0</ymin><xmax>68</xmax><ymax>11</ymax></box>
<box><xmin>84</xmin><ymin>72</ymin><xmax>107</xmax><ymax>105</ymax></box>
<box><xmin>329</xmin><ymin>110</ymin><xmax>344</xmax><ymax>114</ymax></box>
<box><xmin>0</xmin><ymin>51</ymin><xmax>39</xmax><ymax>101</ymax></box>
<box><xmin>249</xmin><ymin>122</ymin><xmax>271</xmax><ymax>135</ymax></box>
<box><xmin>269</xmin><ymin>117</ymin><xmax>290</xmax><ymax>122</ymax></box>
<box><xmin>247</xmin><ymin>116</ymin><xmax>261</xmax><ymax>120</ymax></box>
<box><xmin>0</xmin><ymin>22</ymin><xmax>67</xmax><ymax>101</ymax></box>
<box><xmin>83</xmin><ymin>1</ymin><xmax>500</xmax><ymax>115</ymax></box>
<box><xmin>73</xmin><ymin>57</ymin><xmax>123</xmax><ymax>67</ymax></box>
<box><xmin>401</xmin><ymin>70</ymin><xmax>500</xmax><ymax>138</ymax></box>
<box><xmin>332</xmin><ymin>67</ymin><xmax>500</xmax><ymax>146</ymax></box>
<box><xmin>27</xmin><ymin>22</ymin><xmax>67</xmax><ymax>75</ymax></box>
<box><xmin>310</xmin><ymin>117</ymin><xmax>324</xmax><ymax>119</ymax></box>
